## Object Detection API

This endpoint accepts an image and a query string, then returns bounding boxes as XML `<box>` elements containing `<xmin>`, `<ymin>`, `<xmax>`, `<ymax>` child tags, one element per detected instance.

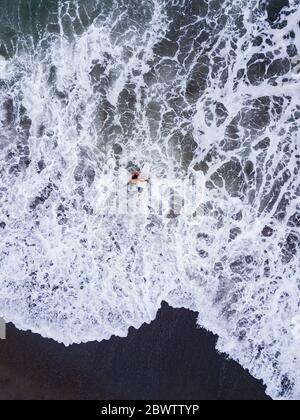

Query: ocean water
<box><xmin>0</xmin><ymin>0</ymin><xmax>299</xmax><ymax>400</ymax></box>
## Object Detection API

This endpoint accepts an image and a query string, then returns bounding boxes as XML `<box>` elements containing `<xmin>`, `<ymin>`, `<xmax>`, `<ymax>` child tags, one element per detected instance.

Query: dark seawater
<box><xmin>0</xmin><ymin>0</ymin><xmax>299</xmax><ymax>400</ymax></box>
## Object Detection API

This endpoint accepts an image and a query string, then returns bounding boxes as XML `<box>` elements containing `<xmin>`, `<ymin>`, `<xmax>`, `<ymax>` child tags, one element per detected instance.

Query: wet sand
<box><xmin>0</xmin><ymin>302</ymin><xmax>270</xmax><ymax>400</ymax></box>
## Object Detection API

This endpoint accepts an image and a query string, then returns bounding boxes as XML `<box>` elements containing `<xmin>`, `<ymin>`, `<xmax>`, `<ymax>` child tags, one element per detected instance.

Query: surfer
<box><xmin>129</xmin><ymin>170</ymin><xmax>150</xmax><ymax>193</ymax></box>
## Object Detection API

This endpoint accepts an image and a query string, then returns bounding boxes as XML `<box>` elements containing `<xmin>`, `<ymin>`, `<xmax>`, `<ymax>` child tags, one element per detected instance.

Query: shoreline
<box><xmin>0</xmin><ymin>302</ymin><xmax>270</xmax><ymax>400</ymax></box>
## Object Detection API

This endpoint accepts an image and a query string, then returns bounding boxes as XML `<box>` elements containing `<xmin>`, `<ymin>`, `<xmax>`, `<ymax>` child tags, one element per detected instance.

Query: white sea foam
<box><xmin>0</xmin><ymin>0</ymin><xmax>300</xmax><ymax>400</ymax></box>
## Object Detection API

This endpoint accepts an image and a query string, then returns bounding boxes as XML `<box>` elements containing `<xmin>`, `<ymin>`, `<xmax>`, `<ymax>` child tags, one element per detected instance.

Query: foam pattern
<box><xmin>0</xmin><ymin>0</ymin><xmax>300</xmax><ymax>399</ymax></box>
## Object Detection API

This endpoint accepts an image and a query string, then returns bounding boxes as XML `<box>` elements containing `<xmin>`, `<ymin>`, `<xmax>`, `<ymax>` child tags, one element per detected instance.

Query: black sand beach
<box><xmin>0</xmin><ymin>303</ymin><xmax>270</xmax><ymax>400</ymax></box>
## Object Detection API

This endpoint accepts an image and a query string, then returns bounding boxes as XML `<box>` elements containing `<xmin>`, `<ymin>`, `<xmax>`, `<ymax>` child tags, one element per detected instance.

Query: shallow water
<box><xmin>0</xmin><ymin>0</ymin><xmax>299</xmax><ymax>400</ymax></box>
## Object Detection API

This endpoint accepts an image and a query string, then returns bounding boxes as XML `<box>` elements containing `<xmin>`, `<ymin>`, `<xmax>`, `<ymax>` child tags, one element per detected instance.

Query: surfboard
<box><xmin>140</xmin><ymin>163</ymin><xmax>150</xmax><ymax>181</ymax></box>
<box><xmin>0</xmin><ymin>55</ymin><xmax>7</xmax><ymax>78</ymax></box>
